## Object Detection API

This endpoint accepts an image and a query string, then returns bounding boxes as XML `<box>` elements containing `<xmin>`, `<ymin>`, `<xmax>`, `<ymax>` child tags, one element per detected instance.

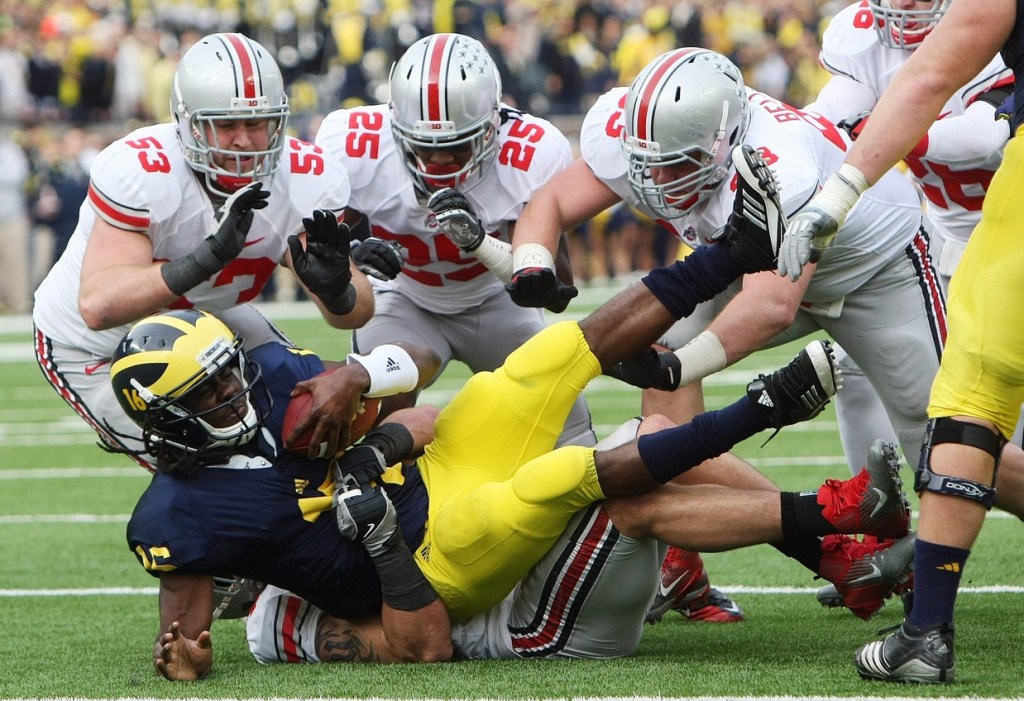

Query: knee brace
<box><xmin>914</xmin><ymin>417</ymin><xmax>1004</xmax><ymax>509</ymax></box>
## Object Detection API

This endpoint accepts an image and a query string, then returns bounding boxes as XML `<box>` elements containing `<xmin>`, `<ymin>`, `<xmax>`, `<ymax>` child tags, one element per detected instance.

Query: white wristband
<box><xmin>816</xmin><ymin>163</ymin><xmax>869</xmax><ymax>226</ymax></box>
<box><xmin>471</xmin><ymin>236</ymin><xmax>513</xmax><ymax>283</ymax></box>
<box><xmin>346</xmin><ymin>344</ymin><xmax>419</xmax><ymax>398</ymax></box>
<box><xmin>671</xmin><ymin>330</ymin><xmax>728</xmax><ymax>387</ymax></box>
<box><xmin>512</xmin><ymin>243</ymin><xmax>554</xmax><ymax>272</ymax></box>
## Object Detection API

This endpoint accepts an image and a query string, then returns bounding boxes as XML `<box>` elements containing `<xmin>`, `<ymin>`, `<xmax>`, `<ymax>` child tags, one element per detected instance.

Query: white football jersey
<box><xmin>816</xmin><ymin>1</ymin><xmax>1012</xmax><ymax>244</ymax></box>
<box><xmin>316</xmin><ymin>103</ymin><xmax>572</xmax><ymax>314</ymax></box>
<box><xmin>33</xmin><ymin>122</ymin><xmax>351</xmax><ymax>356</ymax></box>
<box><xmin>581</xmin><ymin>86</ymin><xmax>924</xmax><ymax>303</ymax></box>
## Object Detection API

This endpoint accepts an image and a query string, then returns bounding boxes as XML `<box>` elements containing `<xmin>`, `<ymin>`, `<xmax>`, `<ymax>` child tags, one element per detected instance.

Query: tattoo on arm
<box><xmin>316</xmin><ymin>617</ymin><xmax>380</xmax><ymax>663</ymax></box>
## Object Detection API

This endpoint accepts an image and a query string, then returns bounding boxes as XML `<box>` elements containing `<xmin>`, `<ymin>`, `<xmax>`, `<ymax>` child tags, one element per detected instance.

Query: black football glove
<box><xmin>162</xmin><ymin>181</ymin><xmax>270</xmax><ymax>295</ymax></box>
<box><xmin>604</xmin><ymin>347</ymin><xmax>682</xmax><ymax>391</ymax></box>
<box><xmin>426</xmin><ymin>187</ymin><xmax>486</xmax><ymax>251</ymax></box>
<box><xmin>351</xmin><ymin>237</ymin><xmax>404</xmax><ymax>280</ymax></box>
<box><xmin>289</xmin><ymin>209</ymin><xmax>356</xmax><ymax>315</ymax></box>
<box><xmin>506</xmin><ymin>266</ymin><xmax>579</xmax><ymax>311</ymax></box>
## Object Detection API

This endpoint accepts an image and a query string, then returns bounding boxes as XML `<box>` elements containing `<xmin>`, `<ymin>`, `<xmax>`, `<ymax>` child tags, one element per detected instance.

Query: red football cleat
<box><xmin>646</xmin><ymin>547</ymin><xmax>744</xmax><ymax>623</ymax></box>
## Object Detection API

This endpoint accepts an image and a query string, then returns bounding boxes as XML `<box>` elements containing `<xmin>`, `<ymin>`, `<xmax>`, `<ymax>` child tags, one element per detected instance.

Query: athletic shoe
<box><xmin>856</xmin><ymin>621</ymin><xmax>956</xmax><ymax>683</ymax></box>
<box><xmin>817</xmin><ymin>439</ymin><xmax>911</xmax><ymax>538</ymax></box>
<box><xmin>212</xmin><ymin>575</ymin><xmax>265</xmax><ymax>620</ymax></box>
<box><xmin>746</xmin><ymin>339</ymin><xmax>840</xmax><ymax>430</ymax></box>
<box><xmin>604</xmin><ymin>346</ymin><xmax>682</xmax><ymax>391</ymax></box>
<box><xmin>723</xmin><ymin>144</ymin><xmax>787</xmax><ymax>273</ymax></box>
<box><xmin>645</xmin><ymin>547</ymin><xmax>744</xmax><ymax>623</ymax></box>
<box><xmin>818</xmin><ymin>531</ymin><xmax>916</xmax><ymax>620</ymax></box>
<box><xmin>679</xmin><ymin>587</ymin><xmax>746</xmax><ymax>623</ymax></box>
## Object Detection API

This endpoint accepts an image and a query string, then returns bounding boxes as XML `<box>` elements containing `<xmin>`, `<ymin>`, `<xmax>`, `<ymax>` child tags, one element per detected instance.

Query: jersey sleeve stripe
<box><xmin>88</xmin><ymin>182</ymin><xmax>151</xmax><ymax>232</ymax></box>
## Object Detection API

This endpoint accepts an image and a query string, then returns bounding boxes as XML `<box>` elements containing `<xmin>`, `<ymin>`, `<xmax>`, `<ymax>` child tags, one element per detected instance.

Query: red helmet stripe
<box><xmin>224</xmin><ymin>33</ymin><xmax>257</xmax><ymax>99</ymax></box>
<box><xmin>633</xmin><ymin>48</ymin><xmax>703</xmax><ymax>141</ymax></box>
<box><xmin>425</xmin><ymin>33</ymin><xmax>453</xmax><ymax>121</ymax></box>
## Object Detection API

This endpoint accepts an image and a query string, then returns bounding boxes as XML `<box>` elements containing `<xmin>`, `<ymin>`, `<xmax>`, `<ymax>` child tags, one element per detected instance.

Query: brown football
<box><xmin>283</xmin><ymin>386</ymin><xmax>381</xmax><ymax>457</ymax></box>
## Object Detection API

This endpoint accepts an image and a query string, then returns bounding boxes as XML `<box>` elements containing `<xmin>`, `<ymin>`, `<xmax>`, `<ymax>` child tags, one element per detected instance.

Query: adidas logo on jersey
<box><xmin>385</xmin><ymin>357</ymin><xmax>400</xmax><ymax>373</ymax></box>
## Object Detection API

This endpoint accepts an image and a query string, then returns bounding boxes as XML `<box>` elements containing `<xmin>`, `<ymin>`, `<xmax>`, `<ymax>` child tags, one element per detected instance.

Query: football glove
<box><xmin>777</xmin><ymin>164</ymin><xmax>868</xmax><ymax>281</ymax></box>
<box><xmin>506</xmin><ymin>266</ymin><xmax>579</xmax><ymax>311</ymax></box>
<box><xmin>289</xmin><ymin>209</ymin><xmax>356</xmax><ymax>314</ymax></box>
<box><xmin>333</xmin><ymin>446</ymin><xmax>397</xmax><ymax>557</ymax></box>
<box><xmin>351</xmin><ymin>237</ymin><xmax>404</xmax><ymax>280</ymax></box>
<box><xmin>161</xmin><ymin>181</ymin><xmax>270</xmax><ymax>295</ymax></box>
<box><xmin>427</xmin><ymin>187</ymin><xmax>485</xmax><ymax>251</ymax></box>
<box><xmin>837</xmin><ymin>111</ymin><xmax>871</xmax><ymax>141</ymax></box>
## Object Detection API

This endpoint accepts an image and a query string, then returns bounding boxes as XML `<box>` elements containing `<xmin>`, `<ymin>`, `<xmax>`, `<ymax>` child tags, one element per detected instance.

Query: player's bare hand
<box><xmin>153</xmin><ymin>621</ymin><xmax>212</xmax><ymax>681</ymax></box>
<box><xmin>286</xmin><ymin>364</ymin><xmax>369</xmax><ymax>458</ymax></box>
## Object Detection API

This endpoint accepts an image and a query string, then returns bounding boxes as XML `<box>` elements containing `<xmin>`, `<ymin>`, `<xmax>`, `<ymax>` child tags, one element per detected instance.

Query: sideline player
<box><xmin>777</xmin><ymin>0</ymin><xmax>1024</xmax><ymax>681</ymax></box>
<box><xmin>508</xmin><ymin>47</ymin><xmax>944</xmax><ymax>619</ymax></box>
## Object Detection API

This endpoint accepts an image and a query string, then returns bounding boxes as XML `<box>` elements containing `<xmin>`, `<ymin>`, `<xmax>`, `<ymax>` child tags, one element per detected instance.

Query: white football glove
<box><xmin>777</xmin><ymin>164</ymin><xmax>869</xmax><ymax>281</ymax></box>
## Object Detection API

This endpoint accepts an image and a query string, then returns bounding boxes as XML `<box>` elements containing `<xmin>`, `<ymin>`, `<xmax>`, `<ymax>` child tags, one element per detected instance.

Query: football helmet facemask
<box><xmin>869</xmin><ymin>0</ymin><xmax>952</xmax><ymax>49</ymax></box>
<box><xmin>110</xmin><ymin>309</ymin><xmax>268</xmax><ymax>469</ymax></box>
<box><xmin>172</xmin><ymin>33</ymin><xmax>289</xmax><ymax>199</ymax></box>
<box><xmin>621</xmin><ymin>48</ymin><xmax>750</xmax><ymax>220</ymax></box>
<box><xmin>389</xmin><ymin>33</ymin><xmax>502</xmax><ymax>195</ymax></box>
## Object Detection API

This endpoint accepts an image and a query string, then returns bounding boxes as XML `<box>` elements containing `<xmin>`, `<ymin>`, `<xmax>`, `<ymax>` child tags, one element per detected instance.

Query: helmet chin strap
<box><xmin>197</xmin><ymin>398</ymin><xmax>260</xmax><ymax>448</ymax></box>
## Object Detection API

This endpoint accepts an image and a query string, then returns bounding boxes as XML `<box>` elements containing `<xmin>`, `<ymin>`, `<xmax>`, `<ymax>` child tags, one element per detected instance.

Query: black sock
<box><xmin>771</xmin><ymin>535</ymin><xmax>824</xmax><ymax>574</ymax></box>
<box><xmin>637</xmin><ymin>393</ymin><xmax>768</xmax><ymax>483</ymax></box>
<box><xmin>792</xmin><ymin>490</ymin><xmax>835</xmax><ymax>534</ymax></box>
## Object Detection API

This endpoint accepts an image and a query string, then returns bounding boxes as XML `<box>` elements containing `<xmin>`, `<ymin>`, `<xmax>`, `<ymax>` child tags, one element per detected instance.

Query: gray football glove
<box><xmin>776</xmin><ymin>206</ymin><xmax>841</xmax><ymax>280</ymax></box>
<box><xmin>427</xmin><ymin>187</ymin><xmax>485</xmax><ymax>251</ymax></box>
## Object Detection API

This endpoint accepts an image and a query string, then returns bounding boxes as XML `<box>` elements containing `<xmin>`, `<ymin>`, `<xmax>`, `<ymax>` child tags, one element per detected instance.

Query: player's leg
<box><xmin>833</xmin><ymin>345</ymin><xmax>900</xmax><ymax>476</ymax></box>
<box><xmin>443</xmin><ymin>291</ymin><xmax>596</xmax><ymax>448</ymax></box>
<box><xmin>417</xmin><ymin>339</ymin><xmax>841</xmax><ymax>619</ymax></box>
<box><xmin>825</xmin><ymin>229</ymin><xmax>944</xmax><ymax>472</ymax></box>
<box><xmin>856</xmin><ymin>137</ymin><xmax>1024</xmax><ymax>685</ymax></box>
<box><xmin>502</xmin><ymin>504</ymin><xmax>661</xmax><ymax>659</ymax></box>
<box><xmin>34</xmin><ymin>328</ymin><xmax>155</xmax><ymax>469</ymax></box>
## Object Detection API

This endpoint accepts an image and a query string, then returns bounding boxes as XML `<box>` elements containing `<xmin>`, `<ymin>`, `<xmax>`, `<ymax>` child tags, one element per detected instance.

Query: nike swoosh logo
<box><xmin>659</xmin><ymin>571</ymin><xmax>691</xmax><ymax>597</ymax></box>
<box><xmin>870</xmin><ymin>488</ymin><xmax>888</xmax><ymax>518</ymax></box>
<box><xmin>848</xmin><ymin>562</ymin><xmax>882</xmax><ymax>585</ymax></box>
<box><xmin>242</xmin><ymin>237</ymin><xmax>266</xmax><ymax>248</ymax></box>
<box><xmin>84</xmin><ymin>359</ymin><xmax>111</xmax><ymax>376</ymax></box>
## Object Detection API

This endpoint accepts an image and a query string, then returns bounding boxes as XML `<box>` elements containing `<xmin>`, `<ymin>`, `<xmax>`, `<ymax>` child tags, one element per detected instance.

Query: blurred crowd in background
<box><xmin>0</xmin><ymin>0</ymin><xmax>848</xmax><ymax>314</ymax></box>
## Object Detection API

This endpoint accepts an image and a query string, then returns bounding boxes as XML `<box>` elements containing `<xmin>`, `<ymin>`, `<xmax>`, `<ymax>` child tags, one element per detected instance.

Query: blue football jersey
<box><xmin>126</xmin><ymin>342</ymin><xmax>430</xmax><ymax>618</ymax></box>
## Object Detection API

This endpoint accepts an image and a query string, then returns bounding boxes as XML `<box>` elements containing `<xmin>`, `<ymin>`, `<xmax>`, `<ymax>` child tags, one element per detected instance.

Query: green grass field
<box><xmin>2</xmin><ymin>291</ymin><xmax>1022</xmax><ymax>699</ymax></box>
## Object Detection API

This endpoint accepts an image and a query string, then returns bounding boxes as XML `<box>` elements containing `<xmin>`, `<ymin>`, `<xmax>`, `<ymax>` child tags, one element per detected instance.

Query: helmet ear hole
<box><xmin>388</xmin><ymin>33</ymin><xmax>502</xmax><ymax>194</ymax></box>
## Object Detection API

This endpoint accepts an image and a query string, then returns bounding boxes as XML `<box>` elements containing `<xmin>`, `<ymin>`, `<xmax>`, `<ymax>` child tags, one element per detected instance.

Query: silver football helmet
<box><xmin>171</xmin><ymin>33</ymin><xmax>289</xmax><ymax>199</ymax></box>
<box><xmin>389</xmin><ymin>33</ymin><xmax>501</xmax><ymax>194</ymax></box>
<box><xmin>869</xmin><ymin>0</ymin><xmax>952</xmax><ymax>49</ymax></box>
<box><xmin>622</xmin><ymin>48</ymin><xmax>750</xmax><ymax>219</ymax></box>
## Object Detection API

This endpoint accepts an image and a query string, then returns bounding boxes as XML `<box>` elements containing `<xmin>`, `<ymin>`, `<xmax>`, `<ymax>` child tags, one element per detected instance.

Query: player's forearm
<box><xmin>79</xmin><ymin>265</ymin><xmax>179</xmax><ymax>330</ymax></box>
<box><xmin>380</xmin><ymin>600</ymin><xmax>453</xmax><ymax>662</ymax></box>
<box><xmin>846</xmin><ymin>0</ymin><xmax>1010</xmax><ymax>184</ymax></box>
<box><xmin>311</xmin><ymin>263</ymin><xmax>374</xmax><ymax>329</ymax></box>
